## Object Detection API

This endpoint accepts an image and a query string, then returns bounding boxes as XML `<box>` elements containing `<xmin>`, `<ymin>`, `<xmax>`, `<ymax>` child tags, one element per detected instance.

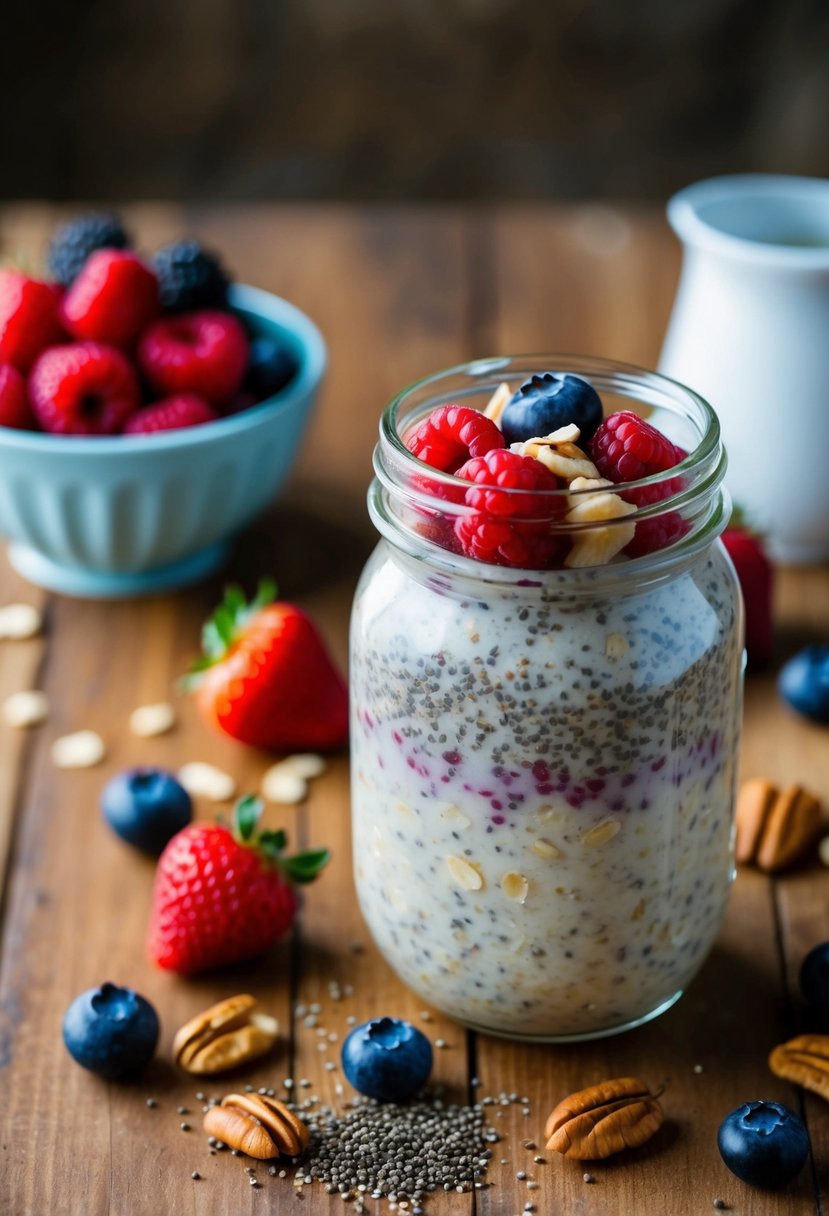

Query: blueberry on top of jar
<box><xmin>500</xmin><ymin>372</ymin><xmax>603</xmax><ymax>446</ymax></box>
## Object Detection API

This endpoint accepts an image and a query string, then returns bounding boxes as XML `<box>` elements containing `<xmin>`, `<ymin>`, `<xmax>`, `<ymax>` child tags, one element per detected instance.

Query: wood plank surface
<box><xmin>0</xmin><ymin>203</ymin><xmax>827</xmax><ymax>1216</ymax></box>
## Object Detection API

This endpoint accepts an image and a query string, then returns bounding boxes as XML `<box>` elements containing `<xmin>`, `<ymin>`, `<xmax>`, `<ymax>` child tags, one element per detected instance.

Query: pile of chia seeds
<box><xmin>293</xmin><ymin>1090</ymin><xmax>500</xmax><ymax>1212</ymax></box>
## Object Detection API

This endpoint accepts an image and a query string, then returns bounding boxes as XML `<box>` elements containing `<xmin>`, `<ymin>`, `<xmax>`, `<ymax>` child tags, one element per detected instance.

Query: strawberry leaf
<box><xmin>233</xmin><ymin>795</ymin><xmax>263</xmax><ymax>842</ymax></box>
<box><xmin>258</xmin><ymin>828</ymin><xmax>288</xmax><ymax>861</ymax></box>
<box><xmin>187</xmin><ymin>578</ymin><xmax>280</xmax><ymax>680</ymax></box>
<box><xmin>280</xmin><ymin>848</ymin><xmax>330</xmax><ymax>884</ymax></box>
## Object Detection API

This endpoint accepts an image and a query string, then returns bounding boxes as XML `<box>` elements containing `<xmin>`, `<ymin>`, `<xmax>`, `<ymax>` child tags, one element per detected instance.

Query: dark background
<box><xmin>4</xmin><ymin>0</ymin><xmax>829</xmax><ymax>201</ymax></box>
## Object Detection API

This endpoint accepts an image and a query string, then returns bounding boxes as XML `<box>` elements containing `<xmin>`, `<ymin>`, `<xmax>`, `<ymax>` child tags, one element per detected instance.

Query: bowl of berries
<box><xmin>0</xmin><ymin>213</ymin><xmax>326</xmax><ymax>597</ymax></box>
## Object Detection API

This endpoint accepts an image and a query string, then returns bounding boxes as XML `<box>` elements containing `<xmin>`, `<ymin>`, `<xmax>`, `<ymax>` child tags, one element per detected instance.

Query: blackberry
<box><xmin>47</xmin><ymin>213</ymin><xmax>130</xmax><ymax>286</ymax></box>
<box><xmin>153</xmin><ymin>240</ymin><xmax>230</xmax><ymax>312</ymax></box>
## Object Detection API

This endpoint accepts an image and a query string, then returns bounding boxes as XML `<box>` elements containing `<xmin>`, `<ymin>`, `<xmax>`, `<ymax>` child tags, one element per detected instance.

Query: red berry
<box><xmin>188</xmin><ymin>581</ymin><xmax>349</xmax><ymax>752</ymax></box>
<box><xmin>453</xmin><ymin>448</ymin><xmax>562</xmax><ymax>568</ymax></box>
<box><xmin>123</xmin><ymin>393</ymin><xmax>217</xmax><ymax>435</ymax></box>
<box><xmin>147</xmin><ymin>797</ymin><xmax>328</xmax><ymax>974</ymax></box>
<box><xmin>722</xmin><ymin>527</ymin><xmax>774</xmax><ymax>668</ymax></box>
<box><xmin>591</xmin><ymin>411</ymin><xmax>683</xmax><ymax>484</ymax></box>
<box><xmin>0</xmin><ymin>270</ymin><xmax>64</xmax><ymax>373</ymax></box>
<box><xmin>59</xmin><ymin>250</ymin><xmax>159</xmax><ymax>349</ymax></box>
<box><xmin>137</xmin><ymin>310</ymin><xmax>249</xmax><ymax>405</ymax></box>
<box><xmin>29</xmin><ymin>342</ymin><xmax>141</xmax><ymax>435</ymax></box>
<box><xmin>405</xmin><ymin>404</ymin><xmax>505</xmax><ymax>472</ymax></box>
<box><xmin>0</xmin><ymin>365</ymin><xmax>36</xmax><ymax>430</ymax></box>
<box><xmin>591</xmin><ymin>411</ymin><xmax>689</xmax><ymax>557</ymax></box>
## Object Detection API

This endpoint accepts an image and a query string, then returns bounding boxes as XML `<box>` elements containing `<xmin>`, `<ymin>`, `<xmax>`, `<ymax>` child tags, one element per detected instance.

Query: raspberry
<box><xmin>138</xmin><ymin>310</ymin><xmax>249</xmax><ymax>405</ymax></box>
<box><xmin>405</xmin><ymin>404</ymin><xmax>505</xmax><ymax>472</ymax></box>
<box><xmin>453</xmin><ymin>448</ymin><xmax>562</xmax><ymax>568</ymax></box>
<box><xmin>47</xmin><ymin>213</ymin><xmax>130</xmax><ymax>286</ymax></box>
<box><xmin>591</xmin><ymin>412</ymin><xmax>689</xmax><ymax>557</ymax></box>
<box><xmin>29</xmin><ymin>342</ymin><xmax>141</xmax><ymax>435</ymax></box>
<box><xmin>624</xmin><ymin>512</ymin><xmax>690</xmax><ymax>558</ymax></box>
<box><xmin>123</xmin><ymin>394</ymin><xmax>218</xmax><ymax>436</ymax></box>
<box><xmin>0</xmin><ymin>365</ymin><xmax>35</xmax><ymax>430</ymax></box>
<box><xmin>59</xmin><ymin>250</ymin><xmax>159</xmax><ymax>349</ymax></box>
<box><xmin>0</xmin><ymin>271</ymin><xmax>64</xmax><ymax>373</ymax></box>
<box><xmin>591</xmin><ymin>411</ymin><xmax>683</xmax><ymax>484</ymax></box>
<box><xmin>153</xmin><ymin>240</ymin><xmax>230</xmax><ymax>312</ymax></box>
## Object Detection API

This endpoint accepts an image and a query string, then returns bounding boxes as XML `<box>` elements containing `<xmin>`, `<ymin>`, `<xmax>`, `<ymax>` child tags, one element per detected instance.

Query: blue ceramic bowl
<box><xmin>0</xmin><ymin>285</ymin><xmax>326</xmax><ymax>597</ymax></box>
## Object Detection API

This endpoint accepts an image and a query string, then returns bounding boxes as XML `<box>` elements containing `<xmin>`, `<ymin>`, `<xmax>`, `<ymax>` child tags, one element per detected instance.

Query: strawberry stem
<box><xmin>227</xmin><ymin>796</ymin><xmax>330</xmax><ymax>883</ymax></box>
<box><xmin>183</xmin><ymin>578</ymin><xmax>278</xmax><ymax>688</ymax></box>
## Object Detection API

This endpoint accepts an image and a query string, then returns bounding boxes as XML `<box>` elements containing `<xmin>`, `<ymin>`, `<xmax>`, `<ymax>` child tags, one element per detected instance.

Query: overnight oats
<box><xmin>350</xmin><ymin>356</ymin><xmax>744</xmax><ymax>1041</ymax></box>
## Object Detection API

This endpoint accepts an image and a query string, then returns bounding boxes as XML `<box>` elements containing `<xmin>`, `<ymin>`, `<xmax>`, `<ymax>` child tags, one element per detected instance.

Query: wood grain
<box><xmin>0</xmin><ymin>204</ymin><xmax>827</xmax><ymax>1216</ymax></box>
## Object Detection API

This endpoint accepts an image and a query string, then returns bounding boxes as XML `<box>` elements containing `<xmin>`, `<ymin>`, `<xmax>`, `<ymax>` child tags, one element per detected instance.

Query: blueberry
<box><xmin>779</xmin><ymin>645</ymin><xmax>829</xmax><ymax>724</ymax></box>
<box><xmin>341</xmin><ymin>1016</ymin><xmax>433</xmax><ymax>1102</ymax></box>
<box><xmin>717</xmin><ymin>1100</ymin><xmax>809</xmax><ymax>1188</ymax></box>
<box><xmin>800</xmin><ymin>941</ymin><xmax>829</xmax><ymax>1017</ymax></box>
<box><xmin>500</xmin><ymin>372</ymin><xmax>603</xmax><ymax>447</ymax></box>
<box><xmin>62</xmin><ymin>983</ymin><xmax>159</xmax><ymax>1079</ymax></box>
<box><xmin>101</xmin><ymin>768</ymin><xmax>192</xmax><ymax>856</ymax></box>
<box><xmin>244</xmin><ymin>335</ymin><xmax>298</xmax><ymax>400</ymax></box>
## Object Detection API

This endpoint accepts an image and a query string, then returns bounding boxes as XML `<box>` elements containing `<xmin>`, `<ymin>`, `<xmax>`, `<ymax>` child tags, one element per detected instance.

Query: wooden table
<box><xmin>1</xmin><ymin>204</ymin><xmax>827</xmax><ymax>1216</ymax></box>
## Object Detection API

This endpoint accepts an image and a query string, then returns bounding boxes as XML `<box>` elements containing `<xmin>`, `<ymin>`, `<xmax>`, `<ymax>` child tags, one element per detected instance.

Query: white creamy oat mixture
<box><xmin>350</xmin><ymin>542</ymin><xmax>742</xmax><ymax>1038</ymax></box>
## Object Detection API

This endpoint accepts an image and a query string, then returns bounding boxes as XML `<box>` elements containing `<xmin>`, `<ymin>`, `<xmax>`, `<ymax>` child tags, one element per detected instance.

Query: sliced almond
<box><xmin>3</xmin><ymin>690</ymin><xmax>49</xmax><ymax>727</ymax></box>
<box><xmin>565</xmin><ymin>491</ymin><xmax>636</xmax><ymax>568</ymax></box>
<box><xmin>178</xmin><ymin>762</ymin><xmax>236</xmax><ymax>802</ymax></box>
<box><xmin>51</xmin><ymin>730</ymin><xmax>106</xmax><ymax>769</ymax></box>
<box><xmin>0</xmin><ymin>603</ymin><xmax>42</xmax><ymax>640</ymax></box>
<box><xmin>440</xmin><ymin>804</ymin><xmax>472</xmax><ymax>829</ymax></box>
<box><xmin>129</xmin><ymin>702</ymin><xmax>176</xmax><ymax>737</ymax></box>
<box><xmin>483</xmin><ymin>382</ymin><xmax>512</xmax><ymax>424</ymax></box>
<box><xmin>819</xmin><ymin>836</ymin><xmax>829</xmax><ymax>868</ymax></box>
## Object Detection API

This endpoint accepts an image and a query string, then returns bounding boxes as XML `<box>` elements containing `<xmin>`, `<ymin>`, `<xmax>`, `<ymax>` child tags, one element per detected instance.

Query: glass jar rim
<box><xmin>381</xmin><ymin>353</ymin><xmax>721</xmax><ymax>502</ymax></box>
<box><xmin>372</xmin><ymin>353</ymin><xmax>729</xmax><ymax>582</ymax></box>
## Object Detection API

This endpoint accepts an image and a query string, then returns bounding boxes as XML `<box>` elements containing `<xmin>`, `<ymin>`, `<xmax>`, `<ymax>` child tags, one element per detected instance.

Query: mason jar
<box><xmin>350</xmin><ymin>355</ymin><xmax>744</xmax><ymax>1042</ymax></box>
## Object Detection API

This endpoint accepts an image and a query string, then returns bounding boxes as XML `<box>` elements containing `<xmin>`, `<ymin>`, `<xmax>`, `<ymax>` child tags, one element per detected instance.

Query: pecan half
<box><xmin>173</xmin><ymin>994</ymin><xmax>279</xmax><ymax>1075</ymax></box>
<box><xmin>203</xmin><ymin>1093</ymin><xmax>310</xmax><ymax>1159</ymax></box>
<box><xmin>544</xmin><ymin>1076</ymin><xmax>664</xmax><ymax>1160</ymax></box>
<box><xmin>735</xmin><ymin>779</ymin><xmax>823</xmax><ymax>872</ymax></box>
<box><xmin>769</xmin><ymin>1034</ymin><xmax>829</xmax><ymax>1102</ymax></box>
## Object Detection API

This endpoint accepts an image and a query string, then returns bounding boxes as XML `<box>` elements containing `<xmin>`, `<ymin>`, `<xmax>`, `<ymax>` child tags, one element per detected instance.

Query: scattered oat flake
<box><xmin>3</xmin><ymin>690</ymin><xmax>49</xmax><ymax>727</ymax></box>
<box><xmin>446</xmin><ymin>854</ymin><xmax>483</xmax><ymax>891</ymax></box>
<box><xmin>501</xmin><ymin>872</ymin><xmax>529</xmax><ymax>903</ymax></box>
<box><xmin>178</xmin><ymin>762</ymin><xmax>236</xmax><ymax>801</ymax></box>
<box><xmin>819</xmin><ymin>836</ymin><xmax>829</xmax><ymax>868</ymax></box>
<box><xmin>129</xmin><ymin>702</ymin><xmax>176</xmax><ymax>737</ymax></box>
<box><xmin>0</xmin><ymin>603</ymin><xmax>42</xmax><ymax>640</ymax></box>
<box><xmin>483</xmin><ymin>382</ymin><xmax>512</xmax><ymax>424</ymax></box>
<box><xmin>51</xmin><ymin>730</ymin><xmax>106</xmax><ymax>769</ymax></box>
<box><xmin>261</xmin><ymin>766</ymin><xmax>308</xmax><ymax>805</ymax></box>
<box><xmin>582</xmin><ymin>818</ymin><xmax>621</xmax><ymax>847</ymax></box>
<box><xmin>277</xmin><ymin>753</ymin><xmax>326</xmax><ymax>780</ymax></box>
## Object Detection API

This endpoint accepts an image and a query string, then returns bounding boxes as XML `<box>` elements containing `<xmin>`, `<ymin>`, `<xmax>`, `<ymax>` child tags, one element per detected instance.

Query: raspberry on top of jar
<box><xmin>403</xmin><ymin>372</ymin><xmax>690</xmax><ymax>570</ymax></box>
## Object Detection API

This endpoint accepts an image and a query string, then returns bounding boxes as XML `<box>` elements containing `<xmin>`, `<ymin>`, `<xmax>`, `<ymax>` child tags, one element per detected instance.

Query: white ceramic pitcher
<box><xmin>659</xmin><ymin>174</ymin><xmax>829</xmax><ymax>563</ymax></box>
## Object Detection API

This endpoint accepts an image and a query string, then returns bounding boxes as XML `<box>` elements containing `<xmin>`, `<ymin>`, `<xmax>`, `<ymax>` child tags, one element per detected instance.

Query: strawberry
<box><xmin>147</xmin><ymin>796</ymin><xmax>328</xmax><ymax>974</ymax></box>
<box><xmin>721</xmin><ymin>518</ymin><xmax>774</xmax><ymax>669</ymax></box>
<box><xmin>187</xmin><ymin>580</ymin><xmax>349</xmax><ymax>752</ymax></box>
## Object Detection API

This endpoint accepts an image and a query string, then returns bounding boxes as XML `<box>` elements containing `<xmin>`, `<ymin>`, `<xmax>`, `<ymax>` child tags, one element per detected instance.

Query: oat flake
<box><xmin>3</xmin><ymin>690</ymin><xmax>49</xmax><ymax>727</ymax></box>
<box><xmin>446</xmin><ymin>855</ymin><xmax>483</xmax><ymax>891</ymax></box>
<box><xmin>51</xmin><ymin>730</ymin><xmax>106</xmax><ymax>769</ymax></box>
<box><xmin>501</xmin><ymin>872</ymin><xmax>529</xmax><ymax>903</ymax></box>
<box><xmin>581</xmin><ymin>819</ymin><xmax>622</xmax><ymax>848</ymax></box>
<box><xmin>531</xmin><ymin>838</ymin><xmax>562</xmax><ymax>860</ymax></box>
<box><xmin>0</xmin><ymin>603</ymin><xmax>42</xmax><ymax>640</ymax></box>
<box><xmin>129</xmin><ymin>702</ymin><xmax>176</xmax><ymax>737</ymax></box>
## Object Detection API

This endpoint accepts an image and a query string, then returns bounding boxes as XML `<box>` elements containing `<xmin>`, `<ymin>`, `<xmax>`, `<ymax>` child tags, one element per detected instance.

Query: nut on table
<box><xmin>173</xmin><ymin>993</ymin><xmax>279</xmax><ymax>1075</ymax></box>
<box><xmin>203</xmin><ymin>1093</ymin><xmax>310</xmax><ymax>1159</ymax></box>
